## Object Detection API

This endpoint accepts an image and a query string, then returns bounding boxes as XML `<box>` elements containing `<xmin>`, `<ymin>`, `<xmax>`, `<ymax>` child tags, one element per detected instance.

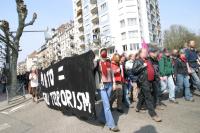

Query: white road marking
<box><xmin>0</xmin><ymin>102</ymin><xmax>30</xmax><ymax>115</ymax></box>
<box><xmin>0</xmin><ymin>123</ymin><xmax>11</xmax><ymax>131</ymax></box>
<box><xmin>9</xmin><ymin>104</ymin><xmax>25</xmax><ymax>113</ymax></box>
<box><xmin>1</xmin><ymin>111</ymin><xmax>9</xmax><ymax>115</ymax></box>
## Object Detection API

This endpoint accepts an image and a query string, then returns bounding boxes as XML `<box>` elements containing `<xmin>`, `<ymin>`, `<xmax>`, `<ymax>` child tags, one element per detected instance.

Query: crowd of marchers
<box><xmin>93</xmin><ymin>40</ymin><xmax>200</xmax><ymax>132</ymax></box>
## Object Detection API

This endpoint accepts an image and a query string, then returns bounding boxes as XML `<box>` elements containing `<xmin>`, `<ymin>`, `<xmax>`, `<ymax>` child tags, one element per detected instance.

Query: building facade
<box><xmin>17</xmin><ymin>61</ymin><xmax>27</xmax><ymax>75</ymax></box>
<box><xmin>73</xmin><ymin>0</ymin><xmax>162</xmax><ymax>55</ymax></box>
<box><xmin>45</xmin><ymin>21</ymin><xmax>80</xmax><ymax>63</ymax></box>
<box><xmin>26</xmin><ymin>51</ymin><xmax>38</xmax><ymax>71</ymax></box>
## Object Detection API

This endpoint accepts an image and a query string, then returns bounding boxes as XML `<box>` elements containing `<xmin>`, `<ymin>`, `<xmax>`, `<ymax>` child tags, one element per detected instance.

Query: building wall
<box><xmin>73</xmin><ymin>0</ymin><xmax>162</xmax><ymax>55</ymax></box>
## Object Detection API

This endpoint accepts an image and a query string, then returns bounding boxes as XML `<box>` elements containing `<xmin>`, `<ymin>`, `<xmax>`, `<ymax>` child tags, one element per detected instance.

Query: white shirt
<box><xmin>29</xmin><ymin>73</ymin><xmax>38</xmax><ymax>87</ymax></box>
<box><xmin>125</xmin><ymin>60</ymin><xmax>134</xmax><ymax>70</ymax></box>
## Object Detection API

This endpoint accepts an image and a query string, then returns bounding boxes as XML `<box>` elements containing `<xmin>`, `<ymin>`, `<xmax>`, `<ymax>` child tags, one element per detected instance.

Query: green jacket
<box><xmin>159</xmin><ymin>55</ymin><xmax>174</xmax><ymax>76</ymax></box>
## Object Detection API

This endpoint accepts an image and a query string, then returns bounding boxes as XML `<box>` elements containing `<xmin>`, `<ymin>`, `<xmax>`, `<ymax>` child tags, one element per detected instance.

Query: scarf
<box><xmin>100</xmin><ymin>61</ymin><xmax>111</xmax><ymax>77</ymax></box>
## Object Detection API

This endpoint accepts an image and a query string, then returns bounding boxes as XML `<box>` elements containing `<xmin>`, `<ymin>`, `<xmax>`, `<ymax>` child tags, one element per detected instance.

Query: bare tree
<box><xmin>0</xmin><ymin>0</ymin><xmax>37</xmax><ymax>93</ymax></box>
<box><xmin>163</xmin><ymin>25</ymin><xmax>196</xmax><ymax>50</ymax></box>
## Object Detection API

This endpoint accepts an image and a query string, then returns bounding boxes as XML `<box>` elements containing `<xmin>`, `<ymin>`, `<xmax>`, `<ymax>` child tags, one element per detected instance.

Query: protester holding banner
<box><xmin>29</xmin><ymin>67</ymin><xmax>39</xmax><ymax>103</ymax></box>
<box><xmin>97</xmin><ymin>48</ymin><xmax>120</xmax><ymax>132</ymax></box>
<box><xmin>110</xmin><ymin>53</ymin><xmax>124</xmax><ymax>114</ymax></box>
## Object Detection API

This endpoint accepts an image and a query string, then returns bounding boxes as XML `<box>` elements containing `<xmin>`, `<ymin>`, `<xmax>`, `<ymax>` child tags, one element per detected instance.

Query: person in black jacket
<box><xmin>148</xmin><ymin>47</ymin><xmax>163</xmax><ymax>110</ymax></box>
<box><xmin>174</xmin><ymin>50</ymin><xmax>194</xmax><ymax>102</ymax></box>
<box><xmin>132</xmin><ymin>48</ymin><xmax>162</xmax><ymax>122</ymax></box>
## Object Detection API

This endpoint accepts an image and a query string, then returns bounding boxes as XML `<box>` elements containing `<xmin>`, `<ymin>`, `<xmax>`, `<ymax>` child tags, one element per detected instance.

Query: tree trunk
<box><xmin>10</xmin><ymin>50</ymin><xmax>18</xmax><ymax>96</ymax></box>
<box><xmin>5</xmin><ymin>45</ymin><xmax>11</xmax><ymax>84</ymax></box>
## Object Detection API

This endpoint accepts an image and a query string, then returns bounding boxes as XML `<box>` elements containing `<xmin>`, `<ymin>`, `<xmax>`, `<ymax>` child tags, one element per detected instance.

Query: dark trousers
<box><xmin>152</xmin><ymin>79</ymin><xmax>161</xmax><ymax>108</ymax></box>
<box><xmin>110</xmin><ymin>89</ymin><xmax>123</xmax><ymax>110</ymax></box>
<box><xmin>31</xmin><ymin>87</ymin><xmax>39</xmax><ymax>99</ymax></box>
<box><xmin>137</xmin><ymin>80</ymin><xmax>157</xmax><ymax>117</ymax></box>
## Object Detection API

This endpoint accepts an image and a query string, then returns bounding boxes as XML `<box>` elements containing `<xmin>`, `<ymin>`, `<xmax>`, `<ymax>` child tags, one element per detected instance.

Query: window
<box><xmin>130</xmin><ymin>43</ymin><xmax>139</xmax><ymax>50</ymax></box>
<box><xmin>118</xmin><ymin>0</ymin><xmax>123</xmax><ymax>4</ymax></box>
<box><xmin>101</xmin><ymin>2</ymin><xmax>107</xmax><ymax>11</ymax></box>
<box><xmin>127</xmin><ymin>18</ymin><xmax>137</xmax><ymax>26</ymax></box>
<box><xmin>123</xmin><ymin>45</ymin><xmax>127</xmax><ymax>51</ymax></box>
<box><xmin>84</xmin><ymin>5</ymin><xmax>89</xmax><ymax>13</ymax></box>
<box><xmin>101</xmin><ymin>14</ymin><xmax>108</xmax><ymax>23</ymax></box>
<box><xmin>120</xmin><ymin>20</ymin><xmax>125</xmax><ymax>28</ymax></box>
<box><xmin>109</xmin><ymin>48</ymin><xmax>115</xmax><ymax>54</ymax></box>
<box><xmin>128</xmin><ymin>30</ymin><xmax>138</xmax><ymax>38</ymax></box>
<box><xmin>121</xmin><ymin>32</ymin><xmax>126</xmax><ymax>40</ymax></box>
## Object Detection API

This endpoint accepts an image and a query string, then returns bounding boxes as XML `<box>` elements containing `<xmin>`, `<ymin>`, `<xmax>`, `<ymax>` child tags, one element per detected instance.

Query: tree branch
<box><xmin>15</xmin><ymin>0</ymin><xmax>27</xmax><ymax>40</ymax></box>
<box><xmin>0</xmin><ymin>34</ymin><xmax>17</xmax><ymax>52</ymax></box>
<box><xmin>24</xmin><ymin>13</ymin><xmax>37</xmax><ymax>27</ymax></box>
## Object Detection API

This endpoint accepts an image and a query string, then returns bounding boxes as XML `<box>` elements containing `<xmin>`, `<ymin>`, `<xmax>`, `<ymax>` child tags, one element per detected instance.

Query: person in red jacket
<box><xmin>110</xmin><ymin>53</ymin><xmax>124</xmax><ymax>113</ymax></box>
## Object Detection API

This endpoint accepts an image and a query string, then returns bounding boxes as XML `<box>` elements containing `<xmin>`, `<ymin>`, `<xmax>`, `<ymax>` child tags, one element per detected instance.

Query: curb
<box><xmin>0</xmin><ymin>97</ymin><xmax>32</xmax><ymax>112</ymax></box>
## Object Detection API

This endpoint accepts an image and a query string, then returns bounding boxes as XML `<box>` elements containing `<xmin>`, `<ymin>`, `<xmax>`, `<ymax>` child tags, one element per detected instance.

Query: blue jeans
<box><xmin>176</xmin><ymin>74</ymin><xmax>193</xmax><ymax>100</ymax></box>
<box><xmin>123</xmin><ymin>83</ymin><xmax>131</xmax><ymax>107</ymax></box>
<box><xmin>191</xmin><ymin>72</ymin><xmax>200</xmax><ymax>90</ymax></box>
<box><xmin>99</xmin><ymin>83</ymin><xmax>116</xmax><ymax>128</ymax></box>
<box><xmin>160</xmin><ymin>75</ymin><xmax>176</xmax><ymax>100</ymax></box>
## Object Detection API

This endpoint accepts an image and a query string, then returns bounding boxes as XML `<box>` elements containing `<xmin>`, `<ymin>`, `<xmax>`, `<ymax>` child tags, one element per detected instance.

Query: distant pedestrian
<box><xmin>1</xmin><ymin>74</ymin><xmax>7</xmax><ymax>93</ymax></box>
<box><xmin>29</xmin><ymin>67</ymin><xmax>39</xmax><ymax>103</ymax></box>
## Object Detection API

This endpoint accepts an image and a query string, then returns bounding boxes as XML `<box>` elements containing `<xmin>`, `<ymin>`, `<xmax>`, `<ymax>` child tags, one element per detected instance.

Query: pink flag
<box><xmin>142</xmin><ymin>38</ymin><xmax>148</xmax><ymax>49</ymax></box>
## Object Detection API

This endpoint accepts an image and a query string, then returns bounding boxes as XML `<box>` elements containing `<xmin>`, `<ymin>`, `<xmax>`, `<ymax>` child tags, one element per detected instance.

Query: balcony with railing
<box><xmin>77</xmin><ymin>6</ymin><xmax>82</xmax><ymax>16</ymax></box>
<box><xmin>90</xmin><ymin>0</ymin><xmax>97</xmax><ymax>4</ymax></box>
<box><xmin>91</xmin><ymin>4</ymin><xmax>98</xmax><ymax>14</ymax></box>
<box><xmin>78</xmin><ymin>24</ymin><xmax>84</xmax><ymax>31</ymax></box>
<box><xmin>92</xmin><ymin>13</ymin><xmax>99</xmax><ymax>23</ymax></box>
<box><xmin>79</xmin><ymin>32</ymin><xmax>84</xmax><ymax>39</ymax></box>
<box><xmin>76</xmin><ymin>0</ymin><xmax>81</xmax><ymax>6</ymax></box>
<box><xmin>77</xmin><ymin>15</ymin><xmax>83</xmax><ymax>23</ymax></box>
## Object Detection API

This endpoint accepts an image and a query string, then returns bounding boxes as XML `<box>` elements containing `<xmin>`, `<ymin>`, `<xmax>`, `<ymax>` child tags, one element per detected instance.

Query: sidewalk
<box><xmin>0</xmin><ymin>93</ymin><xmax>32</xmax><ymax>111</ymax></box>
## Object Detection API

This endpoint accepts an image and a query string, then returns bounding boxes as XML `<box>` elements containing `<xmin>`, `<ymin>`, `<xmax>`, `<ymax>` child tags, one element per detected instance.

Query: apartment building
<box><xmin>45</xmin><ymin>21</ymin><xmax>79</xmax><ymax>63</ymax></box>
<box><xmin>72</xmin><ymin>0</ymin><xmax>162</xmax><ymax>55</ymax></box>
<box><xmin>26</xmin><ymin>51</ymin><xmax>38</xmax><ymax>71</ymax></box>
<box><xmin>17</xmin><ymin>61</ymin><xmax>27</xmax><ymax>75</ymax></box>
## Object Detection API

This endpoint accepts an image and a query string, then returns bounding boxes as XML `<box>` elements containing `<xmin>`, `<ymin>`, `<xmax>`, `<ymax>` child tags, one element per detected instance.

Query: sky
<box><xmin>0</xmin><ymin>0</ymin><xmax>200</xmax><ymax>62</ymax></box>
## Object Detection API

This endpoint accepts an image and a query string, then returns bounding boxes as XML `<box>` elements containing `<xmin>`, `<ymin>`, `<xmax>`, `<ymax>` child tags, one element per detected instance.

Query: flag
<box><xmin>141</xmin><ymin>38</ymin><xmax>149</xmax><ymax>50</ymax></box>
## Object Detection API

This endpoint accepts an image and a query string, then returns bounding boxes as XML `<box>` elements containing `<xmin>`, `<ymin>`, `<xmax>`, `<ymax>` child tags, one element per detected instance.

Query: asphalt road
<box><xmin>0</xmin><ymin>93</ymin><xmax>200</xmax><ymax>133</ymax></box>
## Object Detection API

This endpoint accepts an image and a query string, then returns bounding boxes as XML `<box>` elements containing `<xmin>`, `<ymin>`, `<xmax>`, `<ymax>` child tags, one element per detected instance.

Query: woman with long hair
<box><xmin>110</xmin><ymin>53</ymin><xmax>124</xmax><ymax>113</ymax></box>
<box><xmin>29</xmin><ymin>67</ymin><xmax>39</xmax><ymax>103</ymax></box>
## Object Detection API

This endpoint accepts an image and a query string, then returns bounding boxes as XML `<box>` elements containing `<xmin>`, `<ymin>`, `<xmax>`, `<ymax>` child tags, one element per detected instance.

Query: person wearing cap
<box><xmin>174</xmin><ymin>50</ymin><xmax>194</xmax><ymax>102</ymax></box>
<box><xmin>97</xmin><ymin>48</ymin><xmax>120</xmax><ymax>132</ymax></box>
<box><xmin>132</xmin><ymin>48</ymin><xmax>162</xmax><ymax>122</ymax></box>
<box><xmin>148</xmin><ymin>47</ymin><xmax>163</xmax><ymax>110</ymax></box>
<box><xmin>159</xmin><ymin>48</ymin><xmax>178</xmax><ymax>104</ymax></box>
<box><xmin>185</xmin><ymin>40</ymin><xmax>200</xmax><ymax>91</ymax></box>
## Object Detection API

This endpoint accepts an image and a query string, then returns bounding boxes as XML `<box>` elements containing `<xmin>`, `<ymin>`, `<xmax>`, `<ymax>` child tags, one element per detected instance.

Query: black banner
<box><xmin>39</xmin><ymin>51</ymin><xmax>96</xmax><ymax>118</ymax></box>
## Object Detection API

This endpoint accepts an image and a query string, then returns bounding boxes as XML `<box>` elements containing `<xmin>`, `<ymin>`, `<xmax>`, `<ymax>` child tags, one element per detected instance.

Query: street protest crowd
<box><xmin>1</xmin><ymin>40</ymin><xmax>200</xmax><ymax>132</ymax></box>
<box><xmin>93</xmin><ymin>40</ymin><xmax>200</xmax><ymax>132</ymax></box>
